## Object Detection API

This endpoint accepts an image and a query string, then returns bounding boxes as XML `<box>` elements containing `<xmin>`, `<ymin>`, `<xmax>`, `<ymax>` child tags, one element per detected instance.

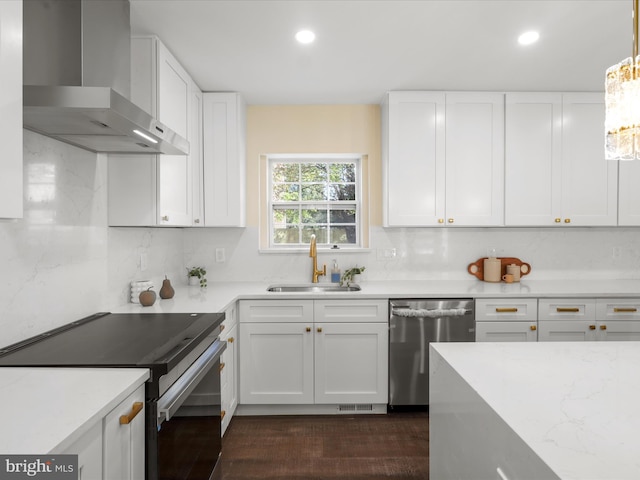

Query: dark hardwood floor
<box><xmin>216</xmin><ymin>412</ymin><xmax>429</xmax><ymax>479</ymax></box>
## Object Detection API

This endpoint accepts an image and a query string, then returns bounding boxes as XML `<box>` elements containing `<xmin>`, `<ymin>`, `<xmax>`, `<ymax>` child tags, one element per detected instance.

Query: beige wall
<box><xmin>246</xmin><ymin>105</ymin><xmax>382</xmax><ymax>238</ymax></box>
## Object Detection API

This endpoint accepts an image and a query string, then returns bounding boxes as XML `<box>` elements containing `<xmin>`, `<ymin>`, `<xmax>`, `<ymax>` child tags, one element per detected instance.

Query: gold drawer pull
<box><xmin>589</xmin><ymin>325</ymin><xmax>596</xmax><ymax>330</ymax></box>
<box><xmin>496</xmin><ymin>308</ymin><xmax>518</xmax><ymax>313</ymax></box>
<box><xmin>119</xmin><ymin>402</ymin><xmax>143</xmax><ymax>425</ymax></box>
<box><xmin>228</xmin><ymin>337</ymin><xmax>234</xmax><ymax>343</ymax></box>
<box><xmin>530</xmin><ymin>325</ymin><xmax>537</xmax><ymax>331</ymax></box>
<box><xmin>221</xmin><ymin>410</ymin><xmax>226</xmax><ymax>420</ymax></box>
<box><xmin>564</xmin><ymin>218</ymin><xmax>571</xmax><ymax>223</ymax></box>
<box><xmin>220</xmin><ymin>324</ymin><xmax>226</xmax><ymax>331</ymax></box>
<box><xmin>219</xmin><ymin>362</ymin><xmax>226</xmax><ymax>372</ymax></box>
<box><xmin>161</xmin><ymin>215</ymin><xmax>169</xmax><ymax>221</ymax></box>
<box><xmin>600</xmin><ymin>325</ymin><xmax>607</xmax><ymax>330</ymax></box>
<box><xmin>614</xmin><ymin>308</ymin><xmax>637</xmax><ymax>313</ymax></box>
<box><xmin>306</xmin><ymin>327</ymin><xmax>311</xmax><ymax>332</ymax></box>
<box><xmin>447</xmin><ymin>218</ymin><xmax>454</xmax><ymax>224</ymax></box>
<box><xmin>556</xmin><ymin>307</ymin><xmax>580</xmax><ymax>313</ymax></box>
<box><xmin>438</xmin><ymin>218</ymin><xmax>444</xmax><ymax>224</ymax></box>
<box><xmin>317</xmin><ymin>327</ymin><xmax>323</xmax><ymax>333</ymax></box>
<box><xmin>554</xmin><ymin>218</ymin><xmax>561</xmax><ymax>223</ymax></box>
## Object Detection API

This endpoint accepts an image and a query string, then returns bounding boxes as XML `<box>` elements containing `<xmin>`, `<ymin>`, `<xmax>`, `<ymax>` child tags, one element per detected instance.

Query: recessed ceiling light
<box><xmin>518</xmin><ymin>31</ymin><xmax>540</xmax><ymax>46</ymax></box>
<box><xmin>295</xmin><ymin>29</ymin><xmax>316</xmax><ymax>44</ymax></box>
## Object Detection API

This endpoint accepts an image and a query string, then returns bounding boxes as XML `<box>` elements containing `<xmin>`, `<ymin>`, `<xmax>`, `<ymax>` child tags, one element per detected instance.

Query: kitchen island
<box><xmin>429</xmin><ymin>342</ymin><xmax>640</xmax><ymax>480</ymax></box>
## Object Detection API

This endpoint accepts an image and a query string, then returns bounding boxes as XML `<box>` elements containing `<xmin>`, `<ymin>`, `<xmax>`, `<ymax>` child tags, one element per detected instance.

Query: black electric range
<box><xmin>0</xmin><ymin>311</ymin><xmax>225</xmax><ymax>399</ymax></box>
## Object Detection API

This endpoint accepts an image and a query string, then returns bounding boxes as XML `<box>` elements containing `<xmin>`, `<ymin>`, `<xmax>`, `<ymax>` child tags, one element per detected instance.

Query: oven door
<box><xmin>153</xmin><ymin>339</ymin><xmax>226</xmax><ymax>480</ymax></box>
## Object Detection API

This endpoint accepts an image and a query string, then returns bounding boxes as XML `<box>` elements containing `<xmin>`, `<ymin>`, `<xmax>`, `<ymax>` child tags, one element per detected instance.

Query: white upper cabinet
<box><xmin>382</xmin><ymin>91</ymin><xmax>504</xmax><ymax>227</ymax></box>
<box><xmin>505</xmin><ymin>92</ymin><xmax>617</xmax><ymax>226</ymax></box>
<box><xmin>109</xmin><ymin>36</ymin><xmax>196</xmax><ymax>227</ymax></box>
<box><xmin>619</xmin><ymin>160</ymin><xmax>640</xmax><ymax>225</ymax></box>
<box><xmin>0</xmin><ymin>0</ymin><xmax>23</xmax><ymax>219</ymax></box>
<box><xmin>202</xmin><ymin>92</ymin><xmax>247</xmax><ymax>227</ymax></box>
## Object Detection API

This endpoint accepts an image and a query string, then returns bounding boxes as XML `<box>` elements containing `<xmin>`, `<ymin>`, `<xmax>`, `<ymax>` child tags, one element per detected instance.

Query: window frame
<box><xmin>267</xmin><ymin>153</ymin><xmax>363</xmax><ymax>250</ymax></box>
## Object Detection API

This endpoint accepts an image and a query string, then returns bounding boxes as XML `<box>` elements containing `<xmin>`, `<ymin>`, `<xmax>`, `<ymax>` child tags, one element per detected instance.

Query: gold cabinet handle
<box><xmin>119</xmin><ymin>402</ymin><xmax>144</xmax><ymax>425</ymax></box>
<box><xmin>306</xmin><ymin>327</ymin><xmax>311</xmax><ymax>332</ymax></box>
<box><xmin>496</xmin><ymin>308</ymin><xmax>518</xmax><ymax>313</ymax></box>
<box><xmin>161</xmin><ymin>215</ymin><xmax>169</xmax><ymax>221</ymax></box>
<box><xmin>438</xmin><ymin>218</ymin><xmax>444</xmax><ymax>224</ymax></box>
<box><xmin>614</xmin><ymin>308</ymin><xmax>638</xmax><ymax>313</ymax></box>
<box><xmin>220</xmin><ymin>324</ymin><xmax>226</xmax><ymax>331</ymax></box>
<box><xmin>447</xmin><ymin>218</ymin><xmax>454</xmax><ymax>224</ymax></box>
<box><xmin>554</xmin><ymin>218</ymin><xmax>561</xmax><ymax>223</ymax></box>
<box><xmin>317</xmin><ymin>327</ymin><xmax>323</xmax><ymax>333</ymax></box>
<box><xmin>530</xmin><ymin>325</ymin><xmax>537</xmax><ymax>331</ymax></box>
<box><xmin>564</xmin><ymin>218</ymin><xmax>571</xmax><ymax>223</ymax></box>
<box><xmin>589</xmin><ymin>325</ymin><xmax>596</xmax><ymax>330</ymax></box>
<box><xmin>228</xmin><ymin>337</ymin><xmax>234</xmax><ymax>343</ymax></box>
<box><xmin>221</xmin><ymin>410</ymin><xmax>226</xmax><ymax>420</ymax></box>
<box><xmin>194</xmin><ymin>218</ymin><xmax>200</xmax><ymax>224</ymax></box>
<box><xmin>556</xmin><ymin>307</ymin><xmax>580</xmax><ymax>313</ymax></box>
<box><xmin>600</xmin><ymin>325</ymin><xmax>607</xmax><ymax>330</ymax></box>
<box><xmin>219</xmin><ymin>362</ymin><xmax>226</xmax><ymax>372</ymax></box>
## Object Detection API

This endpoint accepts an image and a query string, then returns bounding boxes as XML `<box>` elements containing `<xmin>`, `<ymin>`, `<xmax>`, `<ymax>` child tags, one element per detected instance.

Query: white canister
<box><xmin>483</xmin><ymin>258</ymin><xmax>501</xmax><ymax>283</ymax></box>
<box><xmin>506</xmin><ymin>264</ymin><xmax>521</xmax><ymax>282</ymax></box>
<box><xmin>130</xmin><ymin>280</ymin><xmax>153</xmax><ymax>303</ymax></box>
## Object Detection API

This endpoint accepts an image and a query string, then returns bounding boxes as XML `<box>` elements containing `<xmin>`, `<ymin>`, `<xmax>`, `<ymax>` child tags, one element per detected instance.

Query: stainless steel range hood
<box><xmin>23</xmin><ymin>0</ymin><xmax>189</xmax><ymax>155</ymax></box>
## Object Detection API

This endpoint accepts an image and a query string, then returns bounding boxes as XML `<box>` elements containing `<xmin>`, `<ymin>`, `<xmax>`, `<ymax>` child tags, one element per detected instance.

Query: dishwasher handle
<box><xmin>391</xmin><ymin>307</ymin><xmax>471</xmax><ymax>318</ymax></box>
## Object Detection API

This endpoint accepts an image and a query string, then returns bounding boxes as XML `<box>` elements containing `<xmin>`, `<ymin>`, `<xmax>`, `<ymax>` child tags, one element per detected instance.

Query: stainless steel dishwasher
<box><xmin>389</xmin><ymin>298</ymin><xmax>475</xmax><ymax>407</ymax></box>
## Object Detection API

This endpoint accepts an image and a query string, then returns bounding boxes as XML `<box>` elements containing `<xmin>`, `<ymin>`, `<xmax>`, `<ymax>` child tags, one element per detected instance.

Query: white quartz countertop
<box><xmin>0</xmin><ymin>368</ymin><xmax>149</xmax><ymax>454</ymax></box>
<box><xmin>112</xmin><ymin>279</ymin><xmax>640</xmax><ymax>314</ymax></box>
<box><xmin>431</xmin><ymin>342</ymin><xmax>640</xmax><ymax>480</ymax></box>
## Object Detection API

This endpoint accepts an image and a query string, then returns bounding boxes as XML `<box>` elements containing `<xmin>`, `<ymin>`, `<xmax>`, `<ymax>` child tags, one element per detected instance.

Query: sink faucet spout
<box><xmin>309</xmin><ymin>234</ymin><xmax>326</xmax><ymax>283</ymax></box>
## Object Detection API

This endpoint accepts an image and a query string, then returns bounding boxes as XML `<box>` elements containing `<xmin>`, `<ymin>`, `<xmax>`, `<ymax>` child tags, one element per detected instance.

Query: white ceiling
<box><xmin>129</xmin><ymin>0</ymin><xmax>632</xmax><ymax>105</ymax></box>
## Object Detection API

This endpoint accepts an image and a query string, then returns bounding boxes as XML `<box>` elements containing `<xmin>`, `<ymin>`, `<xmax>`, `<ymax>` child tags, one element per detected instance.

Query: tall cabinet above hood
<box><xmin>23</xmin><ymin>0</ymin><xmax>189</xmax><ymax>155</ymax></box>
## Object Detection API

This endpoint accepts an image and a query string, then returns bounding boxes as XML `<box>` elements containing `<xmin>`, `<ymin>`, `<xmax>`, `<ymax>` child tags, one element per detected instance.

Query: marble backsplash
<box><xmin>2</xmin><ymin>131</ymin><xmax>640</xmax><ymax>347</ymax></box>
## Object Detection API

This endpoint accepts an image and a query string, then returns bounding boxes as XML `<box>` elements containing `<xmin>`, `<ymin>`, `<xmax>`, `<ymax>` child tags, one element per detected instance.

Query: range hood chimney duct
<box><xmin>23</xmin><ymin>0</ymin><xmax>189</xmax><ymax>155</ymax></box>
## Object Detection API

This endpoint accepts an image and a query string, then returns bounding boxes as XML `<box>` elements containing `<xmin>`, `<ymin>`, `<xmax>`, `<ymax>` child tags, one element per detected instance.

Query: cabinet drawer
<box><xmin>240</xmin><ymin>300</ymin><xmax>314</xmax><ymax>323</ymax></box>
<box><xmin>220</xmin><ymin>302</ymin><xmax>237</xmax><ymax>338</ymax></box>
<box><xmin>475</xmin><ymin>298</ymin><xmax>537</xmax><ymax>321</ymax></box>
<box><xmin>314</xmin><ymin>300</ymin><xmax>388</xmax><ymax>323</ymax></box>
<box><xmin>596</xmin><ymin>298</ymin><xmax>640</xmax><ymax>321</ymax></box>
<box><xmin>538</xmin><ymin>298</ymin><xmax>596</xmax><ymax>320</ymax></box>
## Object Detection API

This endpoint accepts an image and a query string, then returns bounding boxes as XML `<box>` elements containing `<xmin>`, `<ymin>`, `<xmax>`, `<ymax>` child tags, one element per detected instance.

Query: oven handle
<box><xmin>157</xmin><ymin>339</ymin><xmax>227</xmax><ymax>425</ymax></box>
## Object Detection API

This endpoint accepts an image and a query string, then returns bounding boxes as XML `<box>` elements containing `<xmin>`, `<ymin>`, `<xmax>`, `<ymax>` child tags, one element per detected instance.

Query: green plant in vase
<box><xmin>340</xmin><ymin>266</ymin><xmax>365</xmax><ymax>287</ymax></box>
<box><xmin>186</xmin><ymin>266</ymin><xmax>207</xmax><ymax>287</ymax></box>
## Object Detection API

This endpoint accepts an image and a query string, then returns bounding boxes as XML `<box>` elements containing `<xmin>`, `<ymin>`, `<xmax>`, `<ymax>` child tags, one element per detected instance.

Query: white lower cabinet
<box><xmin>475</xmin><ymin>298</ymin><xmax>538</xmax><ymax>342</ymax></box>
<box><xmin>220</xmin><ymin>302</ymin><xmax>238</xmax><ymax>436</ymax></box>
<box><xmin>239</xmin><ymin>299</ymin><xmax>388</xmax><ymax>411</ymax></box>
<box><xmin>59</xmin><ymin>383</ymin><xmax>145</xmax><ymax>480</ymax></box>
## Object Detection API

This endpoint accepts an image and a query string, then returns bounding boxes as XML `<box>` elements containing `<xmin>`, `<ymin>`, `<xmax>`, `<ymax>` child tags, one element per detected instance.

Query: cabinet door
<box><xmin>383</xmin><ymin>91</ymin><xmax>446</xmax><ymax>226</ymax></box>
<box><xmin>618</xmin><ymin>161</ymin><xmax>640</xmax><ymax>225</ymax></box>
<box><xmin>239</xmin><ymin>322</ymin><xmax>314</xmax><ymax>404</ymax></box>
<box><xmin>561</xmin><ymin>93</ymin><xmax>617</xmax><ymax>226</ymax></box>
<box><xmin>596</xmin><ymin>321</ymin><xmax>640</xmax><ymax>341</ymax></box>
<box><xmin>475</xmin><ymin>322</ymin><xmax>537</xmax><ymax>342</ymax></box>
<box><xmin>314</xmin><ymin>322</ymin><xmax>388</xmax><ymax>404</ymax></box>
<box><xmin>0</xmin><ymin>0</ymin><xmax>22</xmax><ymax>219</ymax></box>
<box><xmin>103</xmin><ymin>385</ymin><xmax>145</xmax><ymax>480</ymax></box>
<box><xmin>191</xmin><ymin>82</ymin><xmax>204</xmax><ymax>226</ymax></box>
<box><xmin>60</xmin><ymin>420</ymin><xmax>103</xmax><ymax>480</ymax></box>
<box><xmin>203</xmin><ymin>92</ymin><xmax>247</xmax><ymax>227</ymax></box>
<box><xmin>505</xmin><ymin>93</ymin><xmax>562</xmax><ymax>226</ymax></box>
<box><xmin>538</xmin><ymin>320</ymin><xmax>596</xmax><ymax>341</ymax></box>
<box><xmin>445</xmin><ymin>92</ymin><xmax>504</xmax><ymax>226</ymax></box>
<box><xmin>220</xmin><ymin>323</ymin><xmax>237</xmax><ymax>436</ymax></box>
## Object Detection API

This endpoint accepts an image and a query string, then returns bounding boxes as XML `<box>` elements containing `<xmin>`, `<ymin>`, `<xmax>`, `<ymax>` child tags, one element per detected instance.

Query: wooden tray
<box><xmin>467</xmin><ymin>257</ymin><xmax>531</xmax><ymax>281</ymax></box>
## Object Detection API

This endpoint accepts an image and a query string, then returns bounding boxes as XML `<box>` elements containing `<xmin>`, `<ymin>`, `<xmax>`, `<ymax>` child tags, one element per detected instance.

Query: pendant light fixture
<box><xmin>605</xmin><ymin>0</ymin><xmax>640</xmax><ymax>160</ymax></box>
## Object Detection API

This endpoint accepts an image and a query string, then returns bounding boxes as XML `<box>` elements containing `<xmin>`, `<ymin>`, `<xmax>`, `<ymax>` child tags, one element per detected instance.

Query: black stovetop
<box><xmin>0</xmin><ymin>311</ymin><xmax>224</xmax><ymax>393</ymax></box>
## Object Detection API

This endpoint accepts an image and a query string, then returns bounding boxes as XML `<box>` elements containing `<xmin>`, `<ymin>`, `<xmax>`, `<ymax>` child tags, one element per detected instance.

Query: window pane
<box><xmin>301</xmin><ymin>208</ymin><xmax>327</xmax><ymax>224</ymax></box>
<box><xmin>272</xmin><ymin>163</ymin><xmax>299</xmax><ymax>182</ymax></box>
<box><xmin>330</xmin><ymin>226</ymin><xmax>357</xmax><ymax>244</ymax></box>
<box><xmin>301</xmin><ymin>184</ymin><xmax>326</xmax><ymax>201</ymax></box>
<box><xmin>329</xmin><ymin>163</ymin><xmax>356</xmax><ymax>182</ymax></box>
<box><xmin>302</xmin><ymin>226</ymin><xmax>327</xmax><ymax>244</ymax></box>
<box><xmin>301</xmin><ymin>163</ymin><xmax>326</xmax><ymax>182</ymax></box>
<box><xmin>330</xmin><ymin>208</ymin><xmax>356</xmax><ymax>224</ymax></box>
<box><xmin>273</xmin><ymin>208</ymin><xmax>299</xmax><ymax>225</ymax></box>
<box><xmin>273</xmin><ymin>184</ymin><xmax>299</xmax><ymax>201</ymax></box>
<box><xmin>329</xmin><ymin>184</ymin><xmax>355</xmax><ymax>201</ymax></box>
<box><xmin>273</xmin><ymin>226</ymin><xmax>300</xmax><ymax>244</ymax></box>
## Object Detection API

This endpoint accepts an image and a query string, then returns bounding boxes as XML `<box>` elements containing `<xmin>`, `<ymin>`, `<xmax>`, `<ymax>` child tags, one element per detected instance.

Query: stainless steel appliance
<box><xmin>389</xmin><ymin>299</ymin><xmax>475</xmax><ymax>407</ymax></box>
<box><xmin>0</xmin><ymin>311</ymin><xmax>225</xmax><ymax>480</ymax></box>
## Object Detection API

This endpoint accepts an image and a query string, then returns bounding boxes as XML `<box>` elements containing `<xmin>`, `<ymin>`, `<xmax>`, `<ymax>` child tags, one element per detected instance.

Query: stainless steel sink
<box><xmin>266</xmin><ymin>284</ymin><xmax>361</xmax><ymax>293</ymax></box>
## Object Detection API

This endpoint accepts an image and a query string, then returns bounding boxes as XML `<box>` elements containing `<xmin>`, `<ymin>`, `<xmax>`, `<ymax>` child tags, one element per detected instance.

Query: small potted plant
<box><xmin>186</xmin><ymin>266</ymin><xmax>207</xmax><ymax>288</ymax></box>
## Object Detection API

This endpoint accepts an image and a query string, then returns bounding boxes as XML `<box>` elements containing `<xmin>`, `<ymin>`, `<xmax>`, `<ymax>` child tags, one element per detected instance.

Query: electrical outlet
<box><xmin>215</xmin><ymin>248</ymin><xmax>226</xmax><ymax>263</ymax></box>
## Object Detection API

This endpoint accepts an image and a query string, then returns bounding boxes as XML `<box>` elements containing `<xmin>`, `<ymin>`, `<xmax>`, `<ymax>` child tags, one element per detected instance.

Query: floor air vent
<box><xmin>338</xmin><ymin>404</ymin><xmax>374</xmax><ymax>412</ymax></box>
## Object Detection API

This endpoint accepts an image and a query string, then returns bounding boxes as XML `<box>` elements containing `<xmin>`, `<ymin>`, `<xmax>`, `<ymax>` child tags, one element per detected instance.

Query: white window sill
<box><xmin>259</xmin><ymin>247</ymin><xmax>371</xmax><ymax>254</ymax></box>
